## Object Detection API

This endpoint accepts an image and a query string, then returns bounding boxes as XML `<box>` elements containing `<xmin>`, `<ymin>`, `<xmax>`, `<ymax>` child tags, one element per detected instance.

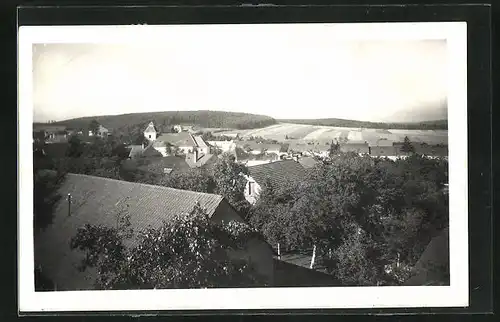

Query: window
<box><xmin>248</xmin><ymin>182</ymin><xmax>254</xmax><ymax>195</ymax></box>
<box><xmin>149</xmin><ymin>135</ymin><xmax>151</xmax><ymax>139</ymax></box>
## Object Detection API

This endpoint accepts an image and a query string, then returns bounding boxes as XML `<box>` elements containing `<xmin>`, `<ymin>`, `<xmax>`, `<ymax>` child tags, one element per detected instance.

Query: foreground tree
<box><xmin>34</xmin><ymin>146</ymin><xmax>67</xmax><ymax>232</ymax></box>
<box><xmin>211</xmin><ymin>153</ymin><xmax>251</xmax><ymax>215</ymax></box>
<box><xmin>400</xmin><ymin>136</ymin><xmax>415</xmax><ymax>154</ymax></box>
<box><xmin>69</xmin><ymin>203</ymin><xmax>267</xmax><ymax>289</ymax></box>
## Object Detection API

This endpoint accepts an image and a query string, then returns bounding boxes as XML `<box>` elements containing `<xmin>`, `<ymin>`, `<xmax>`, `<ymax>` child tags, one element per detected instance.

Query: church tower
<box><xmin>144</xmin><ymin>121</ymin><xmax>157</xmax><ymax>141</ymax></box>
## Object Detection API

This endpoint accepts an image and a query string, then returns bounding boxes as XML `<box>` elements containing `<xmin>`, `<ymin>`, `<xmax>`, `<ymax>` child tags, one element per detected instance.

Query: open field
<box><xmin>218</xmin><ymin>123</ymin><xmax>448</xmax><ymax>145</ymax></box>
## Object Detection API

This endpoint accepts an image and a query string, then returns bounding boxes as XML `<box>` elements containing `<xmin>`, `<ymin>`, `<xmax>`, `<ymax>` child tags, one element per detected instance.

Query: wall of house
<box><xmin>242</xmin><ymin>175</ymin><xmax>262</xmax><ymax>205</ymax></box>
<box><xmin>198</xmin><ymin>146</ymin><xmax>209</xmax><ymax>155</ymax></box>
<box><xmin>179</xmin><ymin>146</ymin><xmax>194</xmax><ymax>154</ymax></box>
<box><xmin>208</xmin><ymin>141</ymin><xmax>235</xmax><ymax>152</ymax></box>
<box><xmin>212</xmin><ymin>201</ymin><xmax>274</xmax><ymax>284</ymax></box>
<box><xmin>144</xmin><ymin>131</ymin><xmax>157</xmax><ymax>141</ymax></box>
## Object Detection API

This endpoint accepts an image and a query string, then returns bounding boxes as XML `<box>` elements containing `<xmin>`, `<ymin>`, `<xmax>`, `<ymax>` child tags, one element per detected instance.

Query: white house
<box><xmin>152</xmin><ymin>132</ymin><xmax>209</xmax><ymax>157</ymax></box>
<box><xmin>243</xmin><ymin>160</ymin><xmax>308</xmax><ymax>205</ymax></box>
<box><xmin>88</xmin><ymin>125</ymin><xmax>109</xmax><ymax>138</ymax></box>
<box><xmin>173</xmin><ymin>125</ymin><xmax>183</xmax><ymax>133</ymax></box>
<box><xmin>143</xmin><ymin>122</ymin><xmax>157</xmax><ymax>141</ymax></box>
<box><xmin>207</xmin><ymin>140</ymin><xmax>236</xmax><ymax>153</ymax></box>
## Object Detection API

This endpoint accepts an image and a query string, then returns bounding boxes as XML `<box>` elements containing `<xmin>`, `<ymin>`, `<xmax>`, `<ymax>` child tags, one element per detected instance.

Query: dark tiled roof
<box><xmin>340</xmin><ymin>142</ymin><xmax>370</xmax><ymax>154</ymax></box>
<box><xmin>248</xmin><ymin>160</ymin><xmax>307</xmax><ymax>189</ymax></box>
<box><xmin>405</xmin><ymin>227</ymin><xmax>449</xmax><ymax>286</ymax></box>
<box><xmin>138</xmin><ymin>156</ymin><xmax>191</xmax><ymax>174</ymax></box>
<box><xmin>142</xmin><ymin>145</ymin><xmax>163</xmax><ymax>158</ymax></box>
<box><xmin>127</xmin><ymin>145</ymin><xmax>144</xmax><ymax>159</ymax></box>
<box><xmin>370</xmin><ymin>146</ymin><xmax>397</xmax><ymax>157</ymax></box>
<box><xmin>34</xmin><ymin>173</ymin><xmax>225</xmax><ymax>290</ymax></box>
<box><xmin>156</xmin><ymin>133</ymin><xmax>196</xmax><ymax>147</ymax></box>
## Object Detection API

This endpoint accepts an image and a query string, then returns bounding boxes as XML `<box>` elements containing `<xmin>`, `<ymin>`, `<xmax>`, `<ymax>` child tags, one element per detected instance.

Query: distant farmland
<box><xmin>218</xmin><ymin>123</ymin><xmax>448</xmax><ymax>145</ymax></box>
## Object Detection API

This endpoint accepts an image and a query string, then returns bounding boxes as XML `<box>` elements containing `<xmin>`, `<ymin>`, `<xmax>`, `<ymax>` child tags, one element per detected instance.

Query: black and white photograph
<box><xmin>18</xmin><ymin>21</ymin><xmax>468</xmax><ymax>312</ymax></box>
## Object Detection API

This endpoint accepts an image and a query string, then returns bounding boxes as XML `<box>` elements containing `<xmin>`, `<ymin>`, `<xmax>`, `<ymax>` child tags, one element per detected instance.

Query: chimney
<box><xmin>277</xmin><ymin>243</ymin><xmax>281</xmax><ymax>259</ymax></box>
<box><xmin>67</xmin><ymin>193</ymin><xmax>72</xmax><ymax>217</ymax></box>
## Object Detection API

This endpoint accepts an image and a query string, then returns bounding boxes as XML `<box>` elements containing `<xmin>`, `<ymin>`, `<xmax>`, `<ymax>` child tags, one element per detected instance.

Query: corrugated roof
<box><xmin>248</xmin><ymin>160</ymin><xmax>307</xmax><ymax>189</ymax></box>
<box><xmin>156</xmin><ymin>133</ymin><xmax>197</xmax><ymax>147</ymax></box>
<box><xmin>34</xmin><ymin>173</ymin><xmax>225</xmax><ymax>290</ymax></box>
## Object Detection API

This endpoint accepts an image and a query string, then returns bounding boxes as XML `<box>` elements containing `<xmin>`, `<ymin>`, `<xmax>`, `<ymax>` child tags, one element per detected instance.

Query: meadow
<box><xmin>218</xmin><ymin>123</ymin><xmax>448</xmax><ymax>145</ymax></box>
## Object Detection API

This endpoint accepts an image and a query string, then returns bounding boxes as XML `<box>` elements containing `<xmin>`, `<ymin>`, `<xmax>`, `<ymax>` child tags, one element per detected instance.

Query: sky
<box><xmin>32</xmin><ymin>26</ymin><xmax>448</xmax><ymax>123</ymax></box>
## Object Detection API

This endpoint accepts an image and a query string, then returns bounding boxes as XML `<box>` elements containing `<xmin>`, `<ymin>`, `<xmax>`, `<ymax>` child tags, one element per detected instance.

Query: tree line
<box><xmin>278</xmin><ymin>118</ymin><xmax>448</xmax><ymax>130</ymax></box>
<box><xmin>51</xmin><ymin>111</ymin><xmax>277</xmax><ymax>139</ymax></box>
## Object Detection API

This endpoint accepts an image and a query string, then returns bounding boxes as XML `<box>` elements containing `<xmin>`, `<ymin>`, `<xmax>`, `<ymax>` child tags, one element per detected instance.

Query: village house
<box><xmin>243</xmin><ymin>160</ymin><xmax>308</xmax><ymax>205</ymax></box>
<box><xmin>143</xmin><ymin>121</ymin><xmax>158</xmax><ymax>141</ymax></box>
<box><xmin>137</xmin><ymin>155</ymin><xmax>192</xmax><ymax>175</ymax></box>
<box><xmin>393</xmin><ymin>142</ymin><xmax>448</xmax><ymax>158</ymax></box>
<box><xmin>311</xmin><ymin>144</ymin><xmax>330</xmax><ymax>158</ymax></box>
<box><xmin>287</xmin><ymin>142</ymin><xmax>313</xmax><ymax>156</ymax></box>
<box><xmin>88</xmin><ymin>124</ymin><xmax>109</xmax><ymax>138</ymax></box>
<box><xmin>207</xmin><ymin>140</ymin><xmax>236</xmax><ymax>153</ymax></box>
<box><xmin>340</xmin><ymin>142</ymin><xmax>370</xmax><ymax>155</ymax></box>
<box><xmin>152</xmin><ymin>132</ymin><xmax>208</xmax><ymax>156</ymax></box>
<box><xmin>237</xmin><ymin>142</ymin><xmax>282</xmax><ymax>157</ymax></box>
<box><xmin>369</xmin><ymin>140</ymin><xmax>397</xmax><ymax>159</ymax></box>
<box><xmin>34</xmin><ymin>173</ymin><xmax>275</xmax><ymax>290</ymax></box>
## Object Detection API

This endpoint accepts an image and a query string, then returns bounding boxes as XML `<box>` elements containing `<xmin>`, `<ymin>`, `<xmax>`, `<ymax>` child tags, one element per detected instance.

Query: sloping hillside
<box><xmin>52</xmin><ymin>110</ymin><xmax>277</xmax><ymax>132</ymax></box>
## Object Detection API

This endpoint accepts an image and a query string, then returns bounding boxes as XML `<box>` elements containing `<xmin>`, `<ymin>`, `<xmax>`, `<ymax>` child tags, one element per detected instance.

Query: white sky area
<box><xmin>32</xmin><ymin>26</ymin><xmax>448</xmax><ymax>122</ymax></box>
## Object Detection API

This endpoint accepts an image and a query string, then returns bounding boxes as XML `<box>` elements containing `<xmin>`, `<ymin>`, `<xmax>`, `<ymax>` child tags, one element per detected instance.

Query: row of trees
<box><xmin>51</xmin><ymin>111</ymin><xmax>277</xmax><ymax>139</ymax></box>
<box><xmin>277</xmin><ymin>118</ymin><xmax>448</xmax><ymax>130</ymax></box>
<box><xmin>248</xmin><ymin>152</ymin><xmax>449</xmax><ymax>285</ymax></box>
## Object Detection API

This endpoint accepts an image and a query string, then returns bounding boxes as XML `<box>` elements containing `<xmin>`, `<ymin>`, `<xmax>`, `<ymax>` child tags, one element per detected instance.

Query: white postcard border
<box><xmin>18</xmin><ymin>22</ymin><xmax>468</xmax><ymax>312</ymax></box>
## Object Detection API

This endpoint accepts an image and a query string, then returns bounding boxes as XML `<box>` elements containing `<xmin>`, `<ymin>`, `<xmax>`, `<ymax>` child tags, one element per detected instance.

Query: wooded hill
<box><xmin>51</xmin><ymin>111</ymin><xmax>277</xmax><ymax>132</ymax></box>
<box><xmin>278</xmin><ymin>118</ymin><xmax>448</xmax><ymax>130</ymax></box>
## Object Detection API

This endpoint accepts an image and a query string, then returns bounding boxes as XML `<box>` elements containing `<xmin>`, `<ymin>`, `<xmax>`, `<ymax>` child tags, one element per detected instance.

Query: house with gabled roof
<box><xmin>143</xmin><ymin>121</ymin><xmax>158</xmax><ymax>141</ymax></box>
<box><xmin>243</xmin><ymin>160</ymin><xmax>307</xmax><ymax>205</ymax></box>
<box><xmin>34</xmin><ymin>173</ymin><xmax>275</xmax><ymax>290</ymax></box>
<box><xmin>152</xmin><ymin>132</ymin><xmax>209</xmax><ymax>157</ymax></box>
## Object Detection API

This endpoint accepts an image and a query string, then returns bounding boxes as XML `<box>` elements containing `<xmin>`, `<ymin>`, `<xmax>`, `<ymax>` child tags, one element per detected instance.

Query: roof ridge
<box><xmin>66</xmin><ymin>173</ymin><xmax>224</xmax><ymax>199</ymax></box>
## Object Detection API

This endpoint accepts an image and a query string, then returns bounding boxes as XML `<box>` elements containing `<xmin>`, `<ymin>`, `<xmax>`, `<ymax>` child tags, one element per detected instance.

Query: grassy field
<box><xmin>218</xmin><ymin>123</ymin><xmax>448</xmax><ymax>145</ymax></box>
